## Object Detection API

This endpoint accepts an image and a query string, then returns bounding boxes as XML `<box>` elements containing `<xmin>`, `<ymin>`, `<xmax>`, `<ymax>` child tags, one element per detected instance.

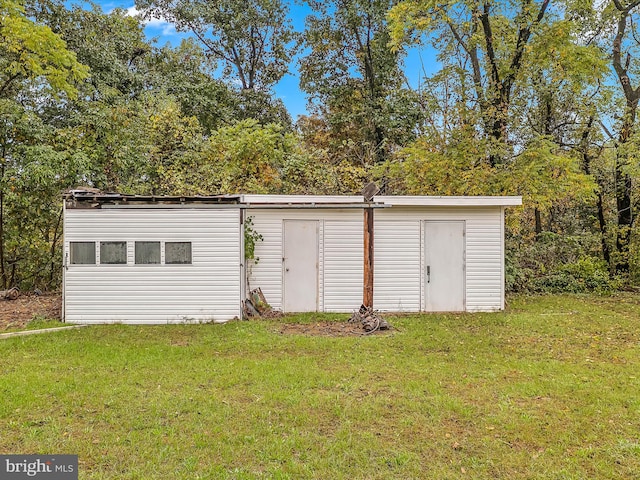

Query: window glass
<box><xmin>100</xmin><ymin>242</ymin><xmax>127</xmax><ymax>264</ymax></box>
<box><xmin>166</xmin><ymin>242</ymin><xmax>192</xmax><ymax>264</ymax></box>
<box><xmin>135</xmin><ymin>241</ymin><xmax>160</xmax><ymax>264</ymax></box>
<box><xmin>70</xmin><ymin>242</ymin><xmax>95</xmax><ymax>265</ymax></box>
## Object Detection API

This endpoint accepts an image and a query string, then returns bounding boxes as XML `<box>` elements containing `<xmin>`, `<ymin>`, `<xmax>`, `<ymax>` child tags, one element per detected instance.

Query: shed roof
<box><xmin>375</xmin><ymin>196</ymin><xmax>523</xmax><ymax>207</ymax></box>
<box><xmin>64</xmin><ymin>191</ymin><xmax>523</xmax><ymax>208</ymax></box>
<box><xmin>241</xmin><ymin>194</ymin><xmax>522</xmax><ymax>207</ymax></box>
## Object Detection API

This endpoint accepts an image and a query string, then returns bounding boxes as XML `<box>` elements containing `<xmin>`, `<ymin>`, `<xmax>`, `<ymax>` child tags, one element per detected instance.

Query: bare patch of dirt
<box><xmin>276</xmin><ymin>321</ymin><xmax>393</xmax><ymax>337</ymax></box>
<box><xmin>0</xmin><ymin>293</ymin><xmax>61</xmax><ymax>331</ymax></box>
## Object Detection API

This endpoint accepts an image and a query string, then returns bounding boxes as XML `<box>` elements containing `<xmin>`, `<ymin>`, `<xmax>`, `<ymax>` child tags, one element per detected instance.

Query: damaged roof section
<box><xmin>64</xmin><ymin>190</ymin><xmax>523</xmax><ymax>209</ymax></box>
<box><xmin>64</xmin><ymin>190</ymin><xmax>242</xmax><ymax>208</ymax></box>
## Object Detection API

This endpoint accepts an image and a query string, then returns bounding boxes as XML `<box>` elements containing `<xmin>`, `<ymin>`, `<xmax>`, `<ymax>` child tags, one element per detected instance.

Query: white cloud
<box><xmin>125</xmin><ymin>6</ymin><xmax>177</xmax><ymax>36</ymax></box>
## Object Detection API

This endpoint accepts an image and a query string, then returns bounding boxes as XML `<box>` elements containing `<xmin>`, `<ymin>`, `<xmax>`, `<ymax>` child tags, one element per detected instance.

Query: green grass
<box><xmin>1</xmin><ymin>316</ymin><xmax>64</xmax><ymax>333</ymax></box>
<box><xmin>1</xmin><ymin>294</ymin><xmax>639</xmax><ymax>479</ymax></box>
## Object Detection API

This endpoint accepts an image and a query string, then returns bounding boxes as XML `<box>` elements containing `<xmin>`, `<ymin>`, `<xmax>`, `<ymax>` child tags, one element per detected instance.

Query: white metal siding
<box><xmin>465</xmin><ymin>217</ymin><xmax>503</xmax><ymax>311</ymax></box>
<box><xmin>249</xmin><ymin>205</ymin><xmax>505</xmax><ymax>314</ymax></box>
<box><xmin>64</xmin><ymin>208</ymin><xmax>241</xmax><ymax>323</ymax></box>
<box><xmin>375</xmin><ymin>206</ymin><xmax>503</xmax><ymax>312</ymax></box>
<box><xmin>374</xmin><ymin>220</ymin><xmax>421</xmax><ymax>312</ymax></box>
<box><xmin>247</xmin><ymin>209</ymin><xmax>362</xmax><ymax>312</ymax></box>
<box><xmin>323</xmin><ymin>221</ymin><xmax>363</xmax><ymax>312</ymax></box>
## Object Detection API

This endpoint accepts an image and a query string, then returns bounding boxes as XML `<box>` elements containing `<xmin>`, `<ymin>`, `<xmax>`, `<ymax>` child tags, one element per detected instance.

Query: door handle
<box><xmin>427</xmin><ymin>265</ymin><xmax>431</xmax><ymax>283</ymax></box>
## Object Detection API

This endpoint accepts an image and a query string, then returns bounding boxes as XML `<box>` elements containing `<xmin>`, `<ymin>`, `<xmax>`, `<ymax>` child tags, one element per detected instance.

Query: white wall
<box><xmin>63</xmin><ymin>201</ymin><xmax>507</xmax><ymax>322</ymax></box>
<box><xmin>374</xmin><ymin>219</ymin><xmax>422</xmax><ymax>311</ymax></box>
<box><xmin>375</xmin><ymin>206</ymin><xmax>504</xmax><ymax>312</ymax></box>
<box><xmin>64</xmin><ymin>207</ymin><xmax>242</xmax><ymax>323</ymax></box>
<box><xmin>248</xmin><ymin>205</ymin><xmax>505</xmax><ymax>313</ymax></box>
<box><xmin>247</xmin><ymin>209</ymin><xmax>363</xmax><ymax>312</ymax></box>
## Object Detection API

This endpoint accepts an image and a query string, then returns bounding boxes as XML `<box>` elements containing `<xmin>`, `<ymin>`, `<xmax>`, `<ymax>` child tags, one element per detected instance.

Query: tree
<box><xmin>509</xmin><ymin>14</ymin><xmax>607</xmax><ymax>238</ymax></box>
<box><xmin>135</xmin><ymin>0</ymin><xmax>297</xmax><ymax>125</ymax></box>
<box><xmin>0</xmin><ymin>105</ymin><xmax>90</xmax><ymax>288</ymax></box>
<box><xmin>33</xmin><ymin>2</ymin><xmax>152</xmax><ymax>101</ymax></box>
<box><xmin>149</xmin><ymin>39</ymin><xmax>237</xmax><ymax>133</ymax></box>
<box><xmin>0</xmin><ymin>0</ymin><xmax>88</xmax><ymax>289</ymax></box>
<box><xmin>162</xmin><ymin>119</ymin><xmax>290</xmax><ymax>194</ymax></box>
<box><xmin>386</xmin><ymin>0</ymin><xmax>612</xmax><ymax>288</ymax></box>
<box><xmin>0</xmin><ymin>0</ymin><xmax>87</xmax><ymax>99</ymax></box>
<box><xmin>388</xmin><ymin>0</ymin><xmax>557</xmax><ymax>165</ymax></box>
<box><xmin>300</xmin><ymin>0</ymin><xmax>422</xmax><ymax>166</ymax></box>
<box><xmin>142</xmin><ymin>95</ymin><xmax>205</xmax><ymax>194</ymax></box>
<box><xmin>609</xmin><ymin>0</ymin><xmax>640</xmax><ymax>273</ymax></box>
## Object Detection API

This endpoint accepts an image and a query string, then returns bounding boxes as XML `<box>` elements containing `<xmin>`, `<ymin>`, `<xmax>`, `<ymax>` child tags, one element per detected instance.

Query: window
<box><xmin>135</xmin><ymin>241</ymin><xmax>160</xmax><ymax>264</ymax></box>
<box><xmin>70</xmin><ymin>242</ymin><xmax>95</xmax><ymax>264</ymax></box>
<box><xmin>165</xmin><ymin>242</ymin><xmax>192</xmax><ymax>264</ymax></box>
<box><xmin>100</xmin><ymin>242</ymin><xmax>127</xmax><ymax>264</ymax></box>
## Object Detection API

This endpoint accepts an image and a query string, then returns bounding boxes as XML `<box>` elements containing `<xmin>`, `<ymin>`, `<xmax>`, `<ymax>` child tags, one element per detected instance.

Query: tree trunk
<box><xmin>615</xmin><ymin>155</ymin><xmax>633</xmax><ymax>273</ymax></box>
<box><xmin>611</xmin><ymin>2</ymin><xmax>640</xmax><ymax>274</ymax></box>
<box><xmin>614</xmin><ymin>106</ymin><xmax>636</xmax><ymax>274</ymax></box>
<box><xmin>596</xmin><ymin>190</ymin><xmax>611</xmax><ymax>269</ymax></box>
<box><xmin>0</xmin><ymin>161</ymin><xmax>5</xmax><ymax>290</ymax></box>
<box><xmin>48</xmin><ymin>207</ymin><xmax>64</xmax><ymax>288</ymax></box>
<box><xmin>578</xmin><ymin>116</ymin><xmax>611</xmax><ymax>269</ymax></box>
<box><xmin>534</xmin><ymin>208</ymin><xmax>542</xmax><ymax>237</ymax></box>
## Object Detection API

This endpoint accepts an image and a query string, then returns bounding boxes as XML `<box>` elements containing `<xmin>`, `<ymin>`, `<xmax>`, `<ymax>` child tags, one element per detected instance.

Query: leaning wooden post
<box><xmin>363</xmin><ymin>204</ymin><xmax>374</xmax><ymax>309</ymax></box>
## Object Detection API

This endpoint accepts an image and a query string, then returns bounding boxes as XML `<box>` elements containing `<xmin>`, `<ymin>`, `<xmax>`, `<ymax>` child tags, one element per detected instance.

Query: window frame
<box><xmin>69</xmin><ymin>241</ymin><xmax>96</xmax><ymax>265</ymax></box>
<box><xmin>135</xmin><ymin>241</ymin><xmax>161</xmax><ymax>265</ymax></box>
<box><xmin>165</xmin><ymin>241</ymin><xmax>192</xmax><ymax>265</ymax></box>
<box><xmin>99</xmin><ymin>241</ymin><xmax>127</xmax><ymax>265</ymax></box>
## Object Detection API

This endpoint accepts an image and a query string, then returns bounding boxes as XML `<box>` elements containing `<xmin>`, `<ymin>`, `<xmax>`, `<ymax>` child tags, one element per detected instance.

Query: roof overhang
<box><xmin>241</xmin><ymin>194</ymin><xmax>385</xmax><ymax>209</ymax></box>
<box><xmin>64</xmin><ymin>192</ymin><xmax>523</xmax><ymax>209</ymax></box>
<box><xmin>374</xmin><ymin>195</ymin><xmax>523</xmax><ymax>207</ymax></box>
<box><xmin>242</xmin><ymin>194</ymin><xmax>522</xmax><ymax>208</ymax></box>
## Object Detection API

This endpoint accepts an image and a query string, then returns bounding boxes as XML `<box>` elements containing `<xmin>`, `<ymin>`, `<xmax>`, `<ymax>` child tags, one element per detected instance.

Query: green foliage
<box><xmin>143</xmin><ymin>96</ymin><xmax>204</xmax><ymax>194</ymax></box>
<box><xmin>37</xmin><ymin>3</ymin><xmax>150</xmax><ymax>99</ymax></box>
<box><xmin>502</xmin><ymin>137</ymin><xmax>596</xmax><ymax>212</ymax></box>
<box><xmin>376</xmin><ymin>128</ymin><xmax>501</xmax><ymax>195</ymax></box>
<box><xmin>0</xmin><ymin>0</ymin><xmax>88</xmax><ymax>99</ymax></box>
<box><xmin>196</xmin><ymin>119</ymin><xmax>293</xmax><ymax>194</ymax></box>
<box><xmin>300</xmin><ymin>0</ymin><xmax>422</xmax><ymax>166</ymax></box>
<box><xmin>0</xmin><ymin>0</ymin><xmax>638</xmax><ymax>293</ymax></box>
<box><xmin>135</xmin><ymin>0</ymin><xmax>297</xmax><ymax>103</ymax></box>
<box><xmin>149</xmin><ymin>40</ymin><xmax>237</xmax><ymax>133</ymax></box>
<box><xmin>0</xmin><ymin>98</ymin><xmax>91</xmax><ymax>289</ymax></box>
<box><xmin>243</xmin><ymin>216</ymin><xmax>262</xmax><ymax>263</ymax></box>
<box><xmin>506</xmin><ymin>231</ymin><xmax>619</xmax><ymax>294</ymax></box>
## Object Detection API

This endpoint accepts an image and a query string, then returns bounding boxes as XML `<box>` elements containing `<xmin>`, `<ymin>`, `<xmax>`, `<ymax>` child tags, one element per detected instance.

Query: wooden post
<box><xmin>363</xmin><ymin>206</ymin><xmax>374</xmax><ymax>308</ymax></box>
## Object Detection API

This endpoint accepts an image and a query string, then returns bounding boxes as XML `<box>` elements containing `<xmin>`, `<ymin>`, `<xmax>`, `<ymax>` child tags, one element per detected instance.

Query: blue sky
<box><xmin>80</xmin><ymin>1</ymin><xmax>439</xmax><ymax>121</ymax></box>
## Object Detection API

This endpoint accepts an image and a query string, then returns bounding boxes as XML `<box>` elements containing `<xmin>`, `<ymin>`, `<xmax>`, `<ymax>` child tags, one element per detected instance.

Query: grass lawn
<box><xmin>0</xmin><ymin>317</ymin><xmax>68</xmax><ymax>333</ymax></box>
<box><xmin>1</xmin><ymin>294</ymin><xmax>639</xmax><ymax>479</ymax></box>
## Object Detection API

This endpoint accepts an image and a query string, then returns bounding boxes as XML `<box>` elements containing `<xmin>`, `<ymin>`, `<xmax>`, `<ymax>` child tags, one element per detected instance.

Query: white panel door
<box><xmin>283</xmin><ymin>220</ymin><xmax>319</xmax><ymax>312</ymax></box>
<box><xmin>424</xmin><ymin>221</ymin><xmax>465</xmax><ymax>311</ymax></box>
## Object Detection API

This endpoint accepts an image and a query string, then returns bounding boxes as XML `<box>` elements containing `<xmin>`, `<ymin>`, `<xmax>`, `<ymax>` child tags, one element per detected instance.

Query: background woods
<box><xmin>1</xmin><ymin>0</ymin><xmax>639</xmax><ymax>291</ymax></box>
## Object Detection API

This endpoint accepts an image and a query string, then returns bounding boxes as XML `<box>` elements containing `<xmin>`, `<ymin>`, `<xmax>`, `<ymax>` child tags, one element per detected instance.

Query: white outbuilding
<box><xmin>62</xmin><ymin>192</ymin><xmax>521</xmax><ymax>324</ymax></box>
<box><xmin>243</xmin><ymin>194</ymin><xmax>522</xmax><ymax>314</ymax></box>
<box><xmin>62</xmin><ymin>193</ymin><xmax>244</xmax><ymax>324</ymax></box>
